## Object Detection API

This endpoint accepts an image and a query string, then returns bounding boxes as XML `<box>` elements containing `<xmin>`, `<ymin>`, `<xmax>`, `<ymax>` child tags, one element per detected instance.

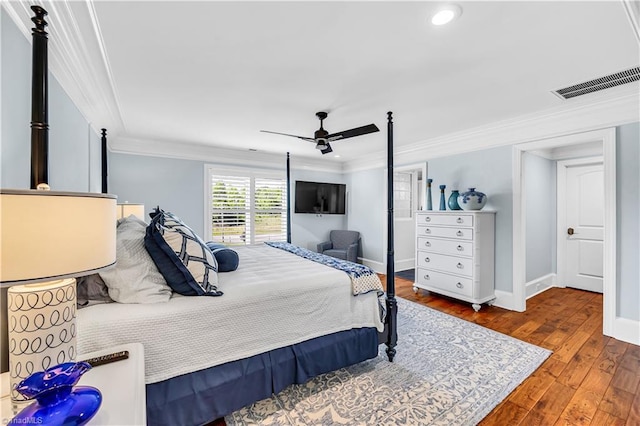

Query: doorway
<box><xmin>512</xmin><ymin>128</ymin><xmax>617</xmax><ymax>337</ymax></box>
<box><xmin>390</xmin><ymin>162</ymin><xmax>427</xmax><ymax>272</ymax></box>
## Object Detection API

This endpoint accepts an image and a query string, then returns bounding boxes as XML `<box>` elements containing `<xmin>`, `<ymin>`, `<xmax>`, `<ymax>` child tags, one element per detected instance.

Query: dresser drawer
<box><xmin>416</xmin><ymin>252</ymin><xmax>473</xmax><ymax>276</ymax></box>
<box><xmin>417</xmin><ymin>214</ymin><xmax>474</xmax><ymax>227</ymax></box>
<box><xmin>416</xmin><ymin>268</ymin><xmax>473</xmax><ymax>297</ymax></box>
<box><xmin>416</xmin><ymin>226</ymin><xmax>473</xmax><ymax>240</ymax></box>
<box><xmin>417</xmin><ymin>237</ymin><xmax>473</xmax><ymax>257</ymax></box>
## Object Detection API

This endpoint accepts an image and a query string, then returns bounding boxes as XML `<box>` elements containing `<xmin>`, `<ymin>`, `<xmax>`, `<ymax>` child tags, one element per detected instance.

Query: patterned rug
<box><xmin>226</xmin><ymin>297</ymin><xmax>551</xmax><ymax>425</ymax></box>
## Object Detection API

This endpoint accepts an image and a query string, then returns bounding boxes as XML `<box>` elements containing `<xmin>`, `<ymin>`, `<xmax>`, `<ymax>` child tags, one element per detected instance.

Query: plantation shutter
<box><xmin>210</xmin><ymin>175</ymin><xmax>251</xmax><ymax>244</ymax></box>
<box><xmin>253</xmin><ymin>177</ymin><xmax>287</xmax><ymax>243</ymax></box>
<box><xmin>209</xmin><ymin>171</ymin><xmax>287</xmax><ymax>245</ymax></box>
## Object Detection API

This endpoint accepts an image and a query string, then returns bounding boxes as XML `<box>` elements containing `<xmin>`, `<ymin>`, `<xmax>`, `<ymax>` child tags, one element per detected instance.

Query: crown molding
<box><xmin>623</xmin><ymin>0</ymin><xmax>640</xmax><ymax>44</ymax></box>
<box><xmin>2</xmin><ymin>0</ymin><xmax>124</xmax><ymax>135</ymax></box>
<box><xmin>343</xmin><ymin>85</ymin><xmax>639</xmax><ymax>173</ymax></box>
<box><xmin>110</xmin><ymin>136</ymin><xmax>344</xmax><ymax>174</ymax></box>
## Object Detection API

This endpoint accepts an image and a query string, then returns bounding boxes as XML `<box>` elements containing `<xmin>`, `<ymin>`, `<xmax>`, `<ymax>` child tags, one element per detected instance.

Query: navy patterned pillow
<box><xmin>144</xmin><ymin>208</ymin><xmax>222</xmax><ymax>296</ymax></box>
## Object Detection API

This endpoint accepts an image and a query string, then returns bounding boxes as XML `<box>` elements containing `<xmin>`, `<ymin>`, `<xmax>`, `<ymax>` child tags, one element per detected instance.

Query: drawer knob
<box><xmin>424</xmin><ymin>274</ymin><xmax>430</xmax><ymax>280</ymax></box>
<box><xmin>456</xmin><ymin>263</ymin><xmax>463</xmax><ymax>269</ymax></box>
<box><xmin>456</xmin><ymin>230</ymin><xmax>463</xmax><ymax>237</ymax></box>
<box><xmin>457</xmin><ymin>245</ymin><xmax>464</xmax><ymax>251</ymax></box>
<box><xmin>425</xmin><ymin>241</ymin><xmax>431</xmax><ymax>247</ymax></box>
<box><xmin>425</xmin><ymin>217</ymin><xmax>431</xmax><ymax>222</ymax></box>
<box><xmin>456</xmin><ymin>282</ymin><xmax>463</xmax><ymax>289</ymax></box>
<box><xmin>425</xmin><ymin>228</ymin><xmax>431</xmax><ymax>234</ymax></box>
<box><xmin>425</xmin><ymin>257</ymin><xmax>430</xmax><ymax>263</ymax></box>
<box><xmin>456</xmin><ymin>217</ymin><xmax>463</xmax><ymax>224</ymax></box>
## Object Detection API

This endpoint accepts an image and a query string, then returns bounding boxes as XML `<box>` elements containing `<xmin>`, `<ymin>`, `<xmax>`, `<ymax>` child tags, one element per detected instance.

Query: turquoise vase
<box><xmin>448</xmin><ymin>190</ymin><xmax>462</xmax><ymax>210</ymax></box>
<box><xmin>439</xmin><ymin>185</ymin><xmax>446</xmax><ymax>211</ymax></box>
<box><xmin>426</xmin><ymin>179</ymin><xmax>433</xmax><ymax>210</ymax></box>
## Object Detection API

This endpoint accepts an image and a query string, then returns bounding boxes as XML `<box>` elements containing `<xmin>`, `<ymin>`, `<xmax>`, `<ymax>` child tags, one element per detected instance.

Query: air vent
<box><xmin>553</xmin><ymin>66</ymin><xmax>640</xmax><ymax>99</ymax></box>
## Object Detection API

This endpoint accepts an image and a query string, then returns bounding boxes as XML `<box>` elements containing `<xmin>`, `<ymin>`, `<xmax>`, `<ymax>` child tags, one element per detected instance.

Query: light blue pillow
<box><xmin>210</xmin><ymin>247</ymin><xmax>239</xmax><ymax>272</ymax></box>
<box><xmin>144</xmin><ymin>208</ymin><xmax>222</xmax><ymax>296</ymax></box>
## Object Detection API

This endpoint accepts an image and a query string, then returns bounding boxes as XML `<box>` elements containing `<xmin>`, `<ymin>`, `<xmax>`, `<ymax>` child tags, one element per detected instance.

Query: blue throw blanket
<box><xmin>265</xmin><ymin>241</ymin><xmax>384</xmax><ymax>297</ymax></box>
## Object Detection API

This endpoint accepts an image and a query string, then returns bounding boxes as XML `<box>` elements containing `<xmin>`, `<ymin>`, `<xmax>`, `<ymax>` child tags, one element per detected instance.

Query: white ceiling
<box><xmin>6</xmin><ymin>1</ymin><xmax>640</xmax><ymax>163</ymax></box>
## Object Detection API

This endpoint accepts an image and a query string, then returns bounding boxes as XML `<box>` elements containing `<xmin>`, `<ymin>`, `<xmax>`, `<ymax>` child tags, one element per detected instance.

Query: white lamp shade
<box><xmin>117</xmin><ymin>203</ymin><xmax>145</xmax><ymax>221</ymax></box>
<box><xmin>0</xmin><ymin>189</ymin><xmax>117</xmax><ymax>286</ymax></box>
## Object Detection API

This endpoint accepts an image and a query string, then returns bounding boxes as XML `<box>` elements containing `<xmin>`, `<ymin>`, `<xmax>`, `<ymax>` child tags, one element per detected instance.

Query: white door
<box><xmin>563</xmin><ymin>162</ymin><xmax>604</xmax><ymax>293</ymax></box>
<box><xmin>394</xmin><ymin>170</ymin><xmax>417</xmax><ymax>271</ymax></box>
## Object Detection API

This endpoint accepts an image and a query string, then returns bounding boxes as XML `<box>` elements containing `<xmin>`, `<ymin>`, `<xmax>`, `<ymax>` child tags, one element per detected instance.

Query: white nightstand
<box><xmin>0</xmin><ymin>343</ymin><xmax>146</xmax><ymax>426</ymax></box>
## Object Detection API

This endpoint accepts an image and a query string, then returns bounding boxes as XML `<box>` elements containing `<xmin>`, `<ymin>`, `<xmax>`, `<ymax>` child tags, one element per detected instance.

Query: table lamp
<box><xmin>116</xmin><ymin>202</ymin><xmax>145</xmax><ymax>221</ymax></box>
<box><xmin>0</xmin><ymin>189</ymin><xmax>116</xmax><ymax>402</ymax></box>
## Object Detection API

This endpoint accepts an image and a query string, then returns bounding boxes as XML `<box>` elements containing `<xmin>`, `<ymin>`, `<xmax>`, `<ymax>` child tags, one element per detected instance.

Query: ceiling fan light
<box><xmin>431</xmin><ymin>4</ymin><xmax>462</xmax><ymax>26</ymax></box>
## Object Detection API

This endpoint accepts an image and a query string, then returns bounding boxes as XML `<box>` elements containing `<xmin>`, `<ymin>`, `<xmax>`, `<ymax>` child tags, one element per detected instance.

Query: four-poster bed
<box><xmin>25</xmin><ymin>5</ymin><xmax>398</xmax><ymax>425</ymax></box>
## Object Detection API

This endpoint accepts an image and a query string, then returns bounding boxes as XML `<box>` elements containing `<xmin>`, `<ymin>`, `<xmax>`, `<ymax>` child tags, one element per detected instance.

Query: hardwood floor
<box><xmin>391</xmin><ymin>275</ymin><xmax>640</xmax><ymax>426</ymax></box>
<box><xmin>211</xmin><ymin>276</ymin><xmax>639</xmax><ymax>425</ymax></box>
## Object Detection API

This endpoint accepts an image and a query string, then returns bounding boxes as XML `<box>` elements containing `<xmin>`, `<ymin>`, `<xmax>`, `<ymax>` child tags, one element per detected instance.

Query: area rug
<box><xmin>226</xmin><ymin>297</ymin><xmax>551</xmax><ymax>425</ymax></box>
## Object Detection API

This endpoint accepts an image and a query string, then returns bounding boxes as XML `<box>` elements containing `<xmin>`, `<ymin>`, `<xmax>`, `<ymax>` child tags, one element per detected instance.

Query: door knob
<box><xmin>567</xmin><ymin>227</ymin><xmax>575</xmax><ymax>235</ymax></box>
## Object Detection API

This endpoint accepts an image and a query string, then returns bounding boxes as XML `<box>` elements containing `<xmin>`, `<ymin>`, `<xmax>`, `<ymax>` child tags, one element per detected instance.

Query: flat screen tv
<box><xmin>295</xmin><ymin>180</ymin><xmax>346</xmax><ymax>214</ymax></box>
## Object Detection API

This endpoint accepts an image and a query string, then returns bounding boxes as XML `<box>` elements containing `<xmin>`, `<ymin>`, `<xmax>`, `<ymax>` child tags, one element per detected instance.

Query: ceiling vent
<box><xmin>553</xmin><ymin>66</ymin><xmax>640</xmax><ymax>99</ymax></box>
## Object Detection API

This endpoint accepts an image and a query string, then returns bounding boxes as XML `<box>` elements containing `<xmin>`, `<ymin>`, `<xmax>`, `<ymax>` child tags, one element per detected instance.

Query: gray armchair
<box><xmin>317</xmin><ymin>230</ymin><xmax>360</xmax><ymax>263</ymax></box>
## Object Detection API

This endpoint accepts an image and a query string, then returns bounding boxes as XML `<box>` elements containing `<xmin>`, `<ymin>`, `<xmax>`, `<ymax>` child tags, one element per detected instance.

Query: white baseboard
<box><xmin>493</xmin><ymin>290</ymin><xmax>522</xmax><ymax>312</ymax></box>
<box><xmin>360</xmin><ymin>258</ymin><xmax>384</xmax><ymax>274</ymax></box>
<box><xmin>359</xmin><ymin>258</ymin><xmax>414</xmax><ymax>274</ymax></box>
<box><xmin>613</xmin><ymin>317</ymin><xmax>640</xmax><ymax>346</ymax></box>
<box><xmin>395</xmin><ymin>258</ymin><xmax>414</xmax><ymax>272</ymax></box>
<box><xmin>526</xmin><ymin>273</ymin><xmax>556</xmax><ymax>299</ymax></box>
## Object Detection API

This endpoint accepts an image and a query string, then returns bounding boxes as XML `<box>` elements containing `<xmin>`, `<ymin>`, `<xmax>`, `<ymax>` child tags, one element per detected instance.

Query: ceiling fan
<box><xmin>260</xmin><ymin>111</ymin><xmax>379</xmax><ymax>154</ymax></box>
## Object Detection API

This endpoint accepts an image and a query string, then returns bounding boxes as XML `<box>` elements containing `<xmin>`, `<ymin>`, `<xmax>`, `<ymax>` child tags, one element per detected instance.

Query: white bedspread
<box><xmin>77</xmin><ymin>244</ymin><xmax>384</xmax><ymax>384</ymax></box>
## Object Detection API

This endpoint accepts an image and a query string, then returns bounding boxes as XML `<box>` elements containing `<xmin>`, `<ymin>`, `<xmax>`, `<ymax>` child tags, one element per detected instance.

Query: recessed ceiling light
<box><xmin>334</xmin><ymin>155</ymin><xmax>340</xmax><ymax>158</ymax></box>
<box><xmin>431</xmin><ymin>4</ymin><xmax>462</xmax><ymax>26</ymax></box>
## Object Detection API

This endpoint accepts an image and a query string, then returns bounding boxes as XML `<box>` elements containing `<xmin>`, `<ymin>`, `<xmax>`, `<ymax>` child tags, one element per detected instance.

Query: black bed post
<box><xmin>286</xmin><ymin>152</ymin><xmax>292</xmax><ymax>243</ymax></box>
<box><xmin>385</xmin><ymin>111</ymin><xmax>398</xmax><ymax>362</ymax></box>
<box><xmin>101</xmin><ymin>128</ymin><xmax>108</xmax><ymax>193</ymax></box>
<box><xmin>30</xmin><ymin>6</ymin><xmax>49</xmax><ymax>189</ymax></box>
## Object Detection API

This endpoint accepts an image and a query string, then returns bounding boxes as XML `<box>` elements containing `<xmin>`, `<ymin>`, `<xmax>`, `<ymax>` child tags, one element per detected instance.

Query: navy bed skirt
<box><xmin>146</xmin><ymin>327</ymin><xmax>379</xmax><ymax>425</ymax></box>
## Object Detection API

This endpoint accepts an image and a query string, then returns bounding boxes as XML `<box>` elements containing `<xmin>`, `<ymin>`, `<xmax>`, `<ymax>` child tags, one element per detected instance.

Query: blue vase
<box><xmin>458</xmin><ymin>187</ymin><xmax>487</xmax><ymax>210</ymax></box>
<box><xmin>439</xmin><ymin>185</ymin><xmax>446</xmax><ymax>211</ymax></box>
<box><xmin>426</xmin><ymin>179</ymin><xmax>433</xmax><ymax>210</ymax></box>
<box><xmin>448</xmin><ymin>190</ymin><xmax>462</xmax><ymax>210</ymax></box>
<box><xmin>12</xmin><ymin>362</ymin><xmax>102</xmax><ymax>426</ymax></box>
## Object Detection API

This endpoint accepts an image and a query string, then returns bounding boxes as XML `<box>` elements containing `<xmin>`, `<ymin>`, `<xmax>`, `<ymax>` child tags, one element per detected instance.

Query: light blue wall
<box><xmin>108</xmin><ymin>153</ymin><xmax>349</xmax><ymax>250</ymax></box>
<box><xmin>616</xmin><ymin>122</ymin><xmax>639</xmax><ymax>321</ymax></box>
<box><xmin>290</xmin><ymin>169</ymin><xmax>347</xmax><ymax>251</ymax></box>
<box><xmin>524</xmin><ymin>152</ymin><xmax>556</xmax><ymax>282</ymax></box>
<box><xmin>1</xmin><ymin>9</ymin><xmax>96</xmax><ymax>191</ymax></box>
<box><xmin>2</xmin><ymin>7</ymin><xmax>31</xmax><ymax>187</ymax></box>
<box><xmin>426</xmin><ymin>146</ymin><xmax>514</xmax><ymax>292</ymax></box>
<box><xmin>346</xmin><ymin>168</ymin><xmax>384</xmax><ymax>263</ymax></box>
<box><xmin>109</xmin><ymin>153</ymin><xmax>205</xmax><ymax>233</ymax></box>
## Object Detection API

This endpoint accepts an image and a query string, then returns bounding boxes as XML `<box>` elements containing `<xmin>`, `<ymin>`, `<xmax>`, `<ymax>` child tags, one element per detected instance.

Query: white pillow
<box><xmin>100</xmin><ymin>215</ymin><xmax>172</xmax><ymax>303</ymax></box>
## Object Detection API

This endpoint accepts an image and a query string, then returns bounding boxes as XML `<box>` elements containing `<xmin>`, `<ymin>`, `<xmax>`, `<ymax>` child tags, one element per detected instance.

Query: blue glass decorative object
<box><xmin>426</xmin><ymin>179</ymin><xmax>433</xmax><ymax>210</ymax></box>
<box><xmin>458</xmin><ymin>187</ymin><xmax>487</xmax><ymax>210</ymax></box>
<box><xmin>448</xmin><ymin>189</ymin><xmax>462</xmax><ymax>210</ymax></box>
<box><xmin>439</xmin><ymin>185</ymin><xmax>446</xmax><ymax>210</ymax></box>
<box><xmin>11</xmin><ymin>362</ymin><xmax>102</xmax><ymax>426</ymax></box>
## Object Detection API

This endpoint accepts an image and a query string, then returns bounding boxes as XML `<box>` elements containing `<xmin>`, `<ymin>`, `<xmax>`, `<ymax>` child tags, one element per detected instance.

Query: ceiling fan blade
<box><xmin>260</xmin><ymin>130</ymin><xmax>315</xmax><ymax>142</ymax></box>
<box><xmin>327</xmin><ymin>123</ymin><xmax>379</xmax><ymax>141</ymax></box>
<box><xmin>320</xmin><ymin>144</ymin><xmax>333</xmax><ymax>155</ymax></box>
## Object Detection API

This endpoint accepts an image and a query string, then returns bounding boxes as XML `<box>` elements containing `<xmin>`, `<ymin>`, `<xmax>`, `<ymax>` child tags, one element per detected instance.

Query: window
<box><xmin>394</xmin><ymin>171</ymin><xmax>414</xmax><ymax>219</ymax></box>
<box><xmin>206</xmin><ymin>166</ymin><xmax>287</xmax><ymax>245</ymax></box>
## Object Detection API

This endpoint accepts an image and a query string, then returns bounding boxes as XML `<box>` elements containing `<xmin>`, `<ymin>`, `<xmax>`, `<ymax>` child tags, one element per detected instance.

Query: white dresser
<box><xmin>414</xmin><ymin>211</ymin><xmax>496</xmax><ymax>311</ymax></box>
